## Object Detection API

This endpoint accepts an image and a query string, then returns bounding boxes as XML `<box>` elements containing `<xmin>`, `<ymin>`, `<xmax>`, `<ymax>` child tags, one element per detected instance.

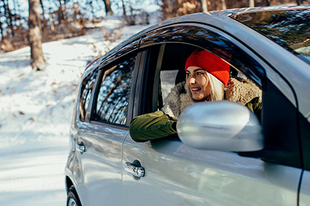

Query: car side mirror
<box><xmin>177</xmin><ymin>101</ymin><xmax>264</xmax><ymax>152</ymax></box>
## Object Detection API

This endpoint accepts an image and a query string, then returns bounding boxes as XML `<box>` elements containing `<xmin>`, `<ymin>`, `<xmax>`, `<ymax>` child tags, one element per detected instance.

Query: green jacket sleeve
<box><xmin>129</xmin><ymin>111</ymin><xmax>178</xmax><ymax>142</ymax></box>
<box><xmin>245</xmin><ymin>97</ymin><xmax>262</xmax><ymax>121</ymax></box>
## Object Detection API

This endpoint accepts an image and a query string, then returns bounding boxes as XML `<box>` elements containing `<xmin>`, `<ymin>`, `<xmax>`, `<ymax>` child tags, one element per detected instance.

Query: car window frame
<box><xmin>77</xmin><ymin>65</ymin><xmax>100</xmax><ymax>123</ymax></box>
<box><xmin>87</xmin><ymin>51</ymin><xmax>142</xmax><ymax>128</ymax></box>
<box><xmin>140</xmin><ymin>23</ymin><xmax>266</xmax><ymax>88</ymax></box>
<box><xmin>137</xmin><ymin>23</ymin><xmax>302</xmax><ymax>169</ymax></box>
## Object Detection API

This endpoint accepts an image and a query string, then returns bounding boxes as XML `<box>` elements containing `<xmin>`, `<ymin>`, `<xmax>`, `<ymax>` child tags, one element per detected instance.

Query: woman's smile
<box><xmin>190</xmin><ymin>87</ymin><xmax>201</xmax><ymax>93</ymax></box>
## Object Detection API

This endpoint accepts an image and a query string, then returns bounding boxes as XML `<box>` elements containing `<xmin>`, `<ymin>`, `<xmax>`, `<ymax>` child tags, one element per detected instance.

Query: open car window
<box><xmin>155</xmin><ymin>44</ymin><xmax>262</xmax><ymax>121</ymax></box>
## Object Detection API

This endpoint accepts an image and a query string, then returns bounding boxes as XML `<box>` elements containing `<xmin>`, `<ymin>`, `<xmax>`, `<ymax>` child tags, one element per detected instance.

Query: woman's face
<box><xmin>186</xmin><ymin>66</ymin><xmax>212</xmax><ymax>101</ymax></box>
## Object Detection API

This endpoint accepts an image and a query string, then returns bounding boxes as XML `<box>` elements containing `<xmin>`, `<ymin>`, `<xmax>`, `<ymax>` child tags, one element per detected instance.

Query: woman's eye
<box><xmin>196</xmin><ymin>72</ymin><xmax>203</xmax><ymax>75</ymax></box>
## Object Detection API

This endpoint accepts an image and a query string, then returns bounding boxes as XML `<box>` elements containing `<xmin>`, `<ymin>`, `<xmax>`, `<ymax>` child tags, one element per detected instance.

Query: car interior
<box><xmin>152</xmin><ymin>43</ymin><xmax>262</xmax><ymax>118</ymax></box>
<box><xmin>159</xmin><ymin>44</ymin><xmax>195</xmax><ymax>106</ymax></box>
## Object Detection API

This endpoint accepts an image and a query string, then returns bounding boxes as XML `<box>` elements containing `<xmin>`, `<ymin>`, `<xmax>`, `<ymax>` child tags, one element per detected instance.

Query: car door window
<box><xmin>94</xmin><ymin>55</ymin><xmax>136</xmax><ymax>125</ymax></box>
<box><xmin>149</xmin><ymin>43</ymin><xmax>263</xmax><ymax>119</ymax></box>
<box><xmin>79</xmin><ymin>67</ymin><xmax>99</xmax><ymax>121</ymax></box>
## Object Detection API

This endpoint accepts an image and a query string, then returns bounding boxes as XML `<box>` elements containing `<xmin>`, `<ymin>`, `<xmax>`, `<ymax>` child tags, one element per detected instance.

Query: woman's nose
<box><xmin>188</xmin><ymin>76</ymin><xmax>196</xmax><ymax>84</ymax></box>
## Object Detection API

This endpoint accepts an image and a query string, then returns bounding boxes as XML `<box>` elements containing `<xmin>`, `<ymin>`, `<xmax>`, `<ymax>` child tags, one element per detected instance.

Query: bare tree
<box><xmin>40</xmin><ymin>0</ymin><xmax>47</xmax><ymax>29</ymax></box>
<box><xmin>121</xmin><ymin>0</ymin><xmax>129</xmax><ymax>23</ymax></box>
<box><xmin>87</xmin><ymin>0</ymin><xmax>95</xmax><ymax>18</ymax></box>
<box><xmin>0</xmin><ymin>6</ymin><xmax>3</xmax><ymax>42</ymax></box>
<box><xmin>160</xmin><ymin>0</ymin><xmax>201</xmax><ymax>20</ymax></box>
<box><xmin>120</xmin><ymin>0</ymin><xmax>141</xmax><ymax>25</ymax></box>
<box><xmin>102</xmin><ymin>0</ymin><xmax>113</xmax><ymax>15</ymax></box>
<box><xmin>57</xmin><ymin>0</ymin><xmax>66</xmax><ymax>24</ymax></box>
<box><xmin>222</xmin><ymin>0</ymin><xmax>227</xmax><ymax>10</ymax></box>
<box><xmin>2</xmin><ymin>0</ymin><xmax>15</xmax><ymax>37</ymax></box>
<box><xmin>48</xmin><ymin>0</ymin><xmax>55</xmax><ymax>33</ymax></box>
<box><xmin>201</xmin><ymin>0</ymin><xmax>208</xmax><ymax>12</ymax></box>
<box><xmin>28</xmin><ymin>0</ymin><xmax>45</xmax><ymax>70</ymax></box>
<box><xmin>72</xmin><ymin>2</ymin><xmax>81</xmax><ymax>23</ymax></box>
<box><xmin>296</xmin><ymin>0</ymin><xmax>304</xmax><ymax>5</ymax></box>
<box><xmin>249</xmin><ymin>0</ymin><xmax>255</xmax><ymax>7</ymax></box>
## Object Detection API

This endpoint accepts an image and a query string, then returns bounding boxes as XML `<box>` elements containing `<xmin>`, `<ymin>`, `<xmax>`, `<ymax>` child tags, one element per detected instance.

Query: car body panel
<box><xmin>122</xmin><ymin>137</ymin><xmax>301</xmax><ymax>206</ymax></box>
<box><xmin>73</xmin><ymin>121</ymin><xmax>126</xmax><ymax>206</ymax></box>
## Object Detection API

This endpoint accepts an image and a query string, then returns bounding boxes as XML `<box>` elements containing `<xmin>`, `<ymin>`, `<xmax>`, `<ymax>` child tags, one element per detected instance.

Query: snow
<box><xmin>0</xmin><ymin>18</ymin><xmax>151</xmax><ymax>206</ymax></box>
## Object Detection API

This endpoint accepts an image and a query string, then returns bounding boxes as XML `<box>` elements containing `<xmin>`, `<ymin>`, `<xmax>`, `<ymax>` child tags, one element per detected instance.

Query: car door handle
<box><xmin>123</xmin><ymin>162</ymin><xmax>145</xmax><ymax>178</ymax></box>
<box><xmin>76</xmin><ymin>142</ymin><xmax>86</xmax><ymax>154</ymax></box>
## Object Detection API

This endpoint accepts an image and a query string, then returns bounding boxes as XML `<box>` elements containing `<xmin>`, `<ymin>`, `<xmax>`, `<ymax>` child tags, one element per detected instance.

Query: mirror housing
<box><xmin>177</xmin><ymin>101</ymin><xmax>263</xmax><ymax>152</ymax></box>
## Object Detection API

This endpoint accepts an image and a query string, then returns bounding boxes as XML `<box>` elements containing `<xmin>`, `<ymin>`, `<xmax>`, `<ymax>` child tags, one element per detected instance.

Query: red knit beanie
<box><xmin>185</xmin><ymin>50</ymin><xmax>230</xmax><ymax>86</ymax></box>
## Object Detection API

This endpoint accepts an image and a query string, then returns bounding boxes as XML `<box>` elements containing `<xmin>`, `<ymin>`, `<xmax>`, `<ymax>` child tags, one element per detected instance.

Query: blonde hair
<box><xmin>206</xmin><ymin>72</ymin><xmax>225</xmax><ymax>101</ymax></box>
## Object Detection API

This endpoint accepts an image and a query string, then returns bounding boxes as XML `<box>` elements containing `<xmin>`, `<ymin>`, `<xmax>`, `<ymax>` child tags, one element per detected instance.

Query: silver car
<box><xmin>65</xmin><ymin>5</ymin><xmax>310</xmax><ymax>206</ymax></box>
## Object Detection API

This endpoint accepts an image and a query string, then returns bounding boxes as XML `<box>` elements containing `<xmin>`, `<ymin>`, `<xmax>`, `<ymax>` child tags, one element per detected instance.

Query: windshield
<box><xmin>231</xmin><ymin>8</ymin><xmax>310</xmax><ymax>64</ymax></box>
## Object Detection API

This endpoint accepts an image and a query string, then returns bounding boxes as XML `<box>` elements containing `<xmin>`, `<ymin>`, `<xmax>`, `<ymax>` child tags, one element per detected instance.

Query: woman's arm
<box><xmin>245</xmin><ymin>97</ymin><xmax>262</xmax><ymax>121</ymax></box>
<box><xmin>129</xmin><ymin>111</ymin><xmax>178</xmax><ymax>142</ymax></box>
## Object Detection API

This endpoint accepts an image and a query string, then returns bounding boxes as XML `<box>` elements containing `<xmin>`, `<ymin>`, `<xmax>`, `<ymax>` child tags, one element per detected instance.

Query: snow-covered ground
<box><xmin>0</xmin><ymin>18</ymin><xmax>151</xmax><ymax>206</ymax></box>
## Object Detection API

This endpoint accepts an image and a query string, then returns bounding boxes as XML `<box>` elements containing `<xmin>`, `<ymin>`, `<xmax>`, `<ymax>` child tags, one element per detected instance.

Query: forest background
<box><xmin>1</xmin><ymin>0</ymin><xmax>309</xmax><ymax>67</ymax></box>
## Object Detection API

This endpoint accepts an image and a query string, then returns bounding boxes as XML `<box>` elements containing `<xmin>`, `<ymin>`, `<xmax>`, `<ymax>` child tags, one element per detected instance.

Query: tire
<box><xmin>67</xmin><ymin>185</ymin><xmax>82</xmax><ymax>206</ymax></box>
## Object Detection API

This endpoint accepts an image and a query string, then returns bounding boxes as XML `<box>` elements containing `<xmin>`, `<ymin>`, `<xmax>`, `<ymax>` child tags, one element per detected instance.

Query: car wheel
<box><xmin>67</xmin><ymin>185</ymin><xmax>82</xmax><ymax>206</ymax></box>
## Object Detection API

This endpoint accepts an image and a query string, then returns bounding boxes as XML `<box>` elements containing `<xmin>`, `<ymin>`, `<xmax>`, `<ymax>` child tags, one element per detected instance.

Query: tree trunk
<box><xmin>28</xmin><ymin>0</ymin><xmax>45</xmax><ymax>70</ymax></box>
<box><xmin>121</xmin><ymin>0</ymin><xmax>128</xmax><ymax>22</ymax></box>
<box><xmin>58</xmin><ymin>0</ymin><xmax>64</xmax><ymax>24</ymax></box>
<box><xmin>2</xmin><ymin>0</ymin><xmax>15</xmax><ymax>37</ymax></box>
<box><xmin>201</xmin><ymin>0</ymin><xmax>208</xmax><ymax>12</ymax></box>
<box><xmin>0</xmin><ymin>4</ymin><xmax>3</xmax><ymax>41</ymax></box>
<box><xmin>221</xmin><ymin>0</ymin><xmax>226</xmax><ymax>10</ymax></box>
<box><xmin>40</xmin><ymin>0</ymin><xmax>47</xmax><ymax>28</ymax></box>
<box><xmin>7</xmin><ymin>0</ymin><xmax>15</xmax><ymax>37</ymax></box>
<box><xmin>12</xmin><ymin>0</ymin><xmax>18</xmax><ymax>27</ymax></box>
<box><xmin>0</xmin><ymin>20</ymin><xmax>3</xmax><ymax>42</ymax></box>
<box><xmin>249</xmin><ymin>0</ymin><xmax>255</xmax><ymax>7</ymax></box>
<box><xmin>103</xmin><ymin>0</ymin><xmax>113</xmax><ymax>15</ymax></box>
<box><xmin>49</xmin><ymin>13</ymin><xmax>55</xmax><ymax>33</ymax></box>
<box><xmin>40</xmin><ymin>0</ymin><xmax>47</xmax><ymax>38</ymax></box>
<box><xmin>48</xmin><ymin>0</ymin><xmax>55</xmax><ymax>33</ymax></box>
<box><xmin>266</xmin><ymin>0</ymin><xmax>270</xmax><ymax>6</ymax></box>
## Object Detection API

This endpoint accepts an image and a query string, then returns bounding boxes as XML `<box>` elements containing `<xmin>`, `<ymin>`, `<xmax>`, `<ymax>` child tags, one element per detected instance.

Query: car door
<box><xmin>122</xmin><ymin>24</ymin><xmax>303</xmax><ymax>206</ymax></box>
<box><xmin>74</xmin><ymin>52</ymin><xmax>139</xmax><ymax>206</ymax></box>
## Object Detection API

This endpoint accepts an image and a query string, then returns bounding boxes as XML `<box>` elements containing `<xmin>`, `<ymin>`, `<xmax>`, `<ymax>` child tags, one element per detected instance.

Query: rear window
<box><xmin>231</xmin><ymin>8</ymin><xmax>310</xmax><ymax>64</ymax></box>
<box><xmin>79</xmin><ymin>67</ymin><xmax>99</xmax><ymax>121</ymax></box>
<box><xmin>94</xmin><ymin>55</ymin><xmax>136</xmax><ymax>125</ymax></box>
